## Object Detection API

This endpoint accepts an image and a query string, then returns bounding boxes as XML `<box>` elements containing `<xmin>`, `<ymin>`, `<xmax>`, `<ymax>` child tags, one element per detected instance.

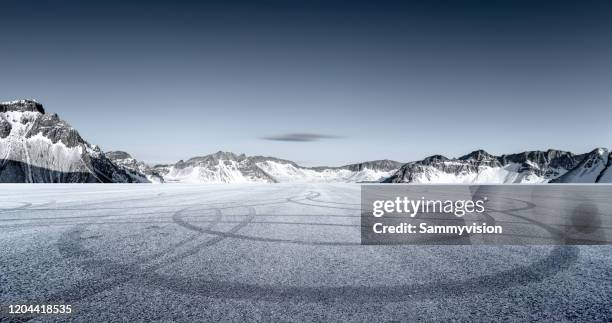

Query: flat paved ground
<box><xmin>0</xmin><ymin>184</ymin><xmax>610</xmax><ymax>322</ymax></box>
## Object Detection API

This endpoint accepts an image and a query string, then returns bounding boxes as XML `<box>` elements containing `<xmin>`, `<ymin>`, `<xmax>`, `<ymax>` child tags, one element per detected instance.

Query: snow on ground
<box><xmin>0</xmin><ymin>184</ymin><xmax>610</xmax><ymax>321</ymax></box>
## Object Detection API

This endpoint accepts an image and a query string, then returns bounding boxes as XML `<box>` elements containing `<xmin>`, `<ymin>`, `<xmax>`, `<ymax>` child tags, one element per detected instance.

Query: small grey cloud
<box><xmin>261</xmin><ymin>133</ymin><xmax>341</xmax><ymax>142</ymax></box>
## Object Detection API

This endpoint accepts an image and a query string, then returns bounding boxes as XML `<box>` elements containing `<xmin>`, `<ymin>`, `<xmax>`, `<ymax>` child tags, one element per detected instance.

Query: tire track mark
<box><xmin>27</xmin><ymin>205</ymin><xmax>249</xmax><ymax>310</ymax></box>
<box><xmin>142</xmin><ymin>245</ymin><xmax>579</xmax><ymax>303</ymax></box>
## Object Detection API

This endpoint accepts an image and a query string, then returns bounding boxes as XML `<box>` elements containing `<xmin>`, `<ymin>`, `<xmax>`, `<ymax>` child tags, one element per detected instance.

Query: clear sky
<box><xmin>2</xmin><ymin>0</ymin><xmax>611</xmax><ymax>166</ymax></box>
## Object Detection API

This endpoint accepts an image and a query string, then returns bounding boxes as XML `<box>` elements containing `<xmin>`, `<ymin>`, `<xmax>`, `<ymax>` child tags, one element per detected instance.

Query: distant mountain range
<box><xmin>384</xmin><ymin>148</ymin><xmax>610</xmax><ymax>184</ymax></box>
<box><xmin>144</xmin><ymin>152</ymin><xmax>401</xmax><ymax>183</ymax></box>
<box><xmin>1</xmin><ymin>100</ymin><xmax>610</xmax><ymax>183</ymax></box>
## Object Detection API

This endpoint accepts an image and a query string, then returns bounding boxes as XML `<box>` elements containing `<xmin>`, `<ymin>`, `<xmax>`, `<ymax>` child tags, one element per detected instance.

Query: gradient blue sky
<box><xmin>2</xmin><ymin>0</ymin><xmax>611</xmax><ymax>166</ymax></box>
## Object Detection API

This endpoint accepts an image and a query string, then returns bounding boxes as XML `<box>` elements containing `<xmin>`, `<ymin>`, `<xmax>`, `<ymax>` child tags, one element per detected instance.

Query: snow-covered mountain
<box><xmin>255</xmin><ymin>158</ymin><xmax>401</xmax><ymax>183</ymax></box>
<box><xmin>0</xmin><ymin>99</ymin><xmax>138</xmax><ymax>183</ymax></box>
<box><xmin>153</xmin><ymin>152</ymin><xmax>277</xmax><ymax>183</ymax></box>
<box><xmin>0</xmin><ymin>100</ymin><xmax>400</xmax><ymax>184</ymax></box>
<box><xmin>153</xmin><ymin>152</ymin><xmax>401</xmax><ymax>183</ymax></box>
<box><xmin>151</xmin><ymin>148</ymin><xmax>612</xmax><ymax>184</ymax></box>
<box><xmin>2</xmin><ymin>99</ymin><xmax>609</xmax><ymax>184</ymax></box>
<box><xmin>384</xmin><ymin>149</ymin><xmax>590</xmax><ymax>183</ymax></box>
<box><xmin>105</xmin><ymin>151</ymin><xmax>164</xmax><ymax>183</ymax></box>
<box><xmin>552</xmin><ymin>148</ymin><xmax>610</xmax><ymax>183</ymax></box>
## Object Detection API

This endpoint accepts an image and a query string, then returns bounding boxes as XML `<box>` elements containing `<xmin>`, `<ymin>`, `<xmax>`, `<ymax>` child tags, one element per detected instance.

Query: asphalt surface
<box><xmin>0</xmin><ymin>184</ymin><xmax>610</xmax><ymax>322</ymax></box>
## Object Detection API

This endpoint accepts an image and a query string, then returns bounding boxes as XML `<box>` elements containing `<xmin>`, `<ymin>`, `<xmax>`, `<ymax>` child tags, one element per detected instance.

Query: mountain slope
<box><xmin>105</xmin><ymin>151</ymin><xmax>164</xmax><ymax>183</ymax></box>
<box><xmin>596</xmin><ymin>153</ymin><xmax>612</xmax><ymax>183</ymax></box>
<box><xmin>0</xmin><ymin>99</ymin><xmax>136</xmax><ymax>183</ymax></box>
<box><xmin>384</xmin><ymin>149</ymin><xmax>586</xmax><ymax>184</ymax></box>
<box><xmin>552</xmin><ymin>148</ymin><xmax>609</xmax><ymax>183</ymax></box>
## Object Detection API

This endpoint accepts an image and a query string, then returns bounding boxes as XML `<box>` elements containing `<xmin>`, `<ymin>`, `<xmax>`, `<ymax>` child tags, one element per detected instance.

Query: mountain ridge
<box><xmin>384</xmin><ymin>148</ymin><xmax>601</xmax><ymax>184</ymax></box>
<box><xmin>151</xmin><ymin>151</ymin><xmax>401</xmax><ymax>183</ymax></box>
<box><xmin>1</xmin><ymin>99</ymin><xmax>609</xmax><ymax>184</ymax></box>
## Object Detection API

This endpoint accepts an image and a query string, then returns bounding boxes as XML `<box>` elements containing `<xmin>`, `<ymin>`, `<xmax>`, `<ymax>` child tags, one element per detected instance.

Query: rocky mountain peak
<box><xmin>595</xmin><ymin>147</ymin><xmax>608</xmax><ymax>156</ymax></box>
<box><xmin>458</xmin><ymin>149</ymin><xmax>494</xmax><ymax>161</ymax></box>
<box><xmin>420</xmin><ymin>155</ymin><xmax>449</xmax><ymax>165</ymax></box>
<box><xmin>551</xmin><ymin>148</ymin><xmax>610</xmax><ymax>183</ymax></box>
<box><xmin>185</xmin><ymin>151</ymin><xmax>247</xmax><ymax>164</ymax></box>
<box><xmin>499</xmin><ymin>149</ymin><xmax>579</xmax><ymax>170</ymax></box>
<box><xmin>339</xmin><ymin>159</ymin><xmax>403</xmax><ymax>172</ymax></box>
<box><xmin>583</xmin><ymin>148</ymin><xmax>608</xmax><ymax>166</ymax></box>
<box><xmin>0</xmin><ymin>100</ymin><xmax>140</xmax><ymax>183</ymax></box>
<box><xmin>0</xmin><ymin>99</ymin><xmax>45</xmax><ymax>114</ymax></box>
<box><xmin>105</xmin><ymin>151</ymin><xmax>133</xmax><ymax>160</ymax></box>
<box><xmin>212</xmin><ymin>151</ymin><xmax>246</xmax><ymax>160</ymax></box>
